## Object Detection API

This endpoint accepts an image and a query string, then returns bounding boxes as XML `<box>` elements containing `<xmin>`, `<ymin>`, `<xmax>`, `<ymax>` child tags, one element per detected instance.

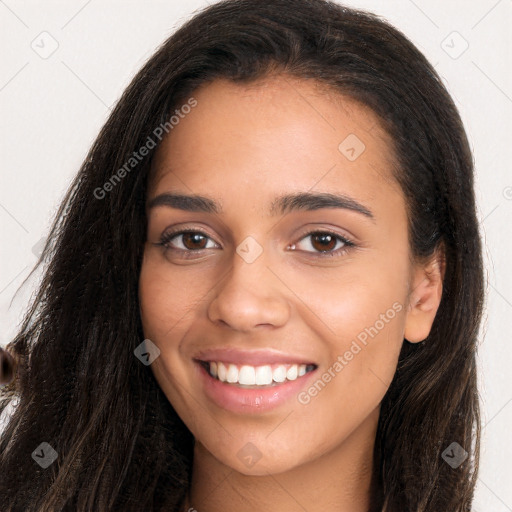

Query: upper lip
<box><xmin>194</xmin><ymin>348</ymin><xmax>317</xmax><ymax>366</ymax></box>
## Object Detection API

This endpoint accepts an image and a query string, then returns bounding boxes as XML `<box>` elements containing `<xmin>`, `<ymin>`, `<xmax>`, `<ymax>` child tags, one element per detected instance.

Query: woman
<box><xmin>0</xmin><ymin>0</ymin><xmax>484</xmax><ymax>510</ymax></box>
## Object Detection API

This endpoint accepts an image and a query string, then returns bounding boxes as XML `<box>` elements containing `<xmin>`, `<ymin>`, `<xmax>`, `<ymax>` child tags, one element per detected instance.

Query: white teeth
<box><xmin>226</xmin><ymin>364</ymin><xmax>239</xmax><ymax>383</ymax></box>
<box><xmin>238</xmin><ymin>365</ymin><xmax>256</xmax><ymax>385</ymax></box>
<box><xmin>255</xmin><ymin>365</ymin><xmax>273</xmax><ymax>385</ymax></box>
<box><xmin>208</xmin><ymin>361</ymin><xmax>312</xmax><ymax>386</ymax></box>
<box><xmin>286</xmin><ymin>364</ymin><xmax>298</xmax><ymax>381</ymax></box>
<box><xmin>217</xmin><ymin>361</ymin><xmax>227</xmax><ymax>381</ymax></box>
<box><xmin>272</xmin><ymin>365</ymin><xmax>287</xmax><ymax>383</ymax></box>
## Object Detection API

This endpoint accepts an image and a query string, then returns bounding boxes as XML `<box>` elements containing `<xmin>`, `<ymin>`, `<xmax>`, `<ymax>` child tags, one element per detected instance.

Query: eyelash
<box><xmin>155</xmin><ymin>227</ymin><xmax>356</xmax><ymax>259</ymax></box>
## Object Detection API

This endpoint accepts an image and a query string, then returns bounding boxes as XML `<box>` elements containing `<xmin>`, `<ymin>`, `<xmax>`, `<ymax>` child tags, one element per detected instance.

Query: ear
<box><xmin>404</xmin><ymin>243</ymin><xmax>446</xmax><ymax>343</ymax></box>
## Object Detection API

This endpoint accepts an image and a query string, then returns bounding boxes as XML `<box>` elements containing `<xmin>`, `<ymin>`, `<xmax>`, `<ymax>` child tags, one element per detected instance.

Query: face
<box><xmin>138</xmin><ymin>75</ymin><xmax>439</xmax><ymax>476</ymax></box>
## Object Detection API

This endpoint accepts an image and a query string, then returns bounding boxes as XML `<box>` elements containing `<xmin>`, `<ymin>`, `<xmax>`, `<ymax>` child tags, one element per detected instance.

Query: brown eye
<box><xmin>157</xmin><ymin>229</ymin><xmax>219</xmax><ymax>253</ymax></box>
<box><xmin>290</xmin><ymin>230</ymin><xmax>355</xmax><ymax>257</ymax></box>
<box><xmin>309</xmin><ymin>233</ymin><xmax>337</xmax><ymax>252</ymax></box>
<box><xmin>181</xmin><ymin>232</ymin><xmax>209</xmax><ymax>250</ymax></box>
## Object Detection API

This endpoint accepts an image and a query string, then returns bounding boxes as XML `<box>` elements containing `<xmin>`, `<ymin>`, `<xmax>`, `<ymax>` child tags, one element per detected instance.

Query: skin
<box><xmin>138</xmin><ymin>75</ymin><xmax>444</xmax><ymax>512</ymax></box>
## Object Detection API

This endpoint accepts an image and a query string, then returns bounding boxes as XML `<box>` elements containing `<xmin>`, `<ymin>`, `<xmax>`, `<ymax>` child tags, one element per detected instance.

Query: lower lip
<box><xmin>194</xmin><ymin>361</ymin><xmax>318</xmax><ymax>414</ymax></box>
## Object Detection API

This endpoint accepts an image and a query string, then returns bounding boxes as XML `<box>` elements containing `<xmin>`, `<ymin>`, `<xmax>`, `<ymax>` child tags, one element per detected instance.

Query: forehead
<box><xmin>149</xmin><ymin>75</ymin><xmax>400</xmax><ymax>212</ymax></box>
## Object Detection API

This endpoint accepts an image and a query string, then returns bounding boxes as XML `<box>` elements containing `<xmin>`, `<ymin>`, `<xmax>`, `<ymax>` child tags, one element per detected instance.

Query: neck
<box><xmin>184</xmin><ymin>407</ymin><xmax>380</xmax><ymax>512</ymax></box>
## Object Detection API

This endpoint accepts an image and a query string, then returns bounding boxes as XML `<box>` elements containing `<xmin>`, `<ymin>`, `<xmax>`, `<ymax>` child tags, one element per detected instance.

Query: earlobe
<box><xmin>404</xmin><ymin>245</ymin><xmax>445</xmax><ymax>343</ymax></box>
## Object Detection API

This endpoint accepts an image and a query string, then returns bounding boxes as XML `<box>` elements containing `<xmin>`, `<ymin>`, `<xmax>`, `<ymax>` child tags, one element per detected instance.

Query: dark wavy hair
<box><xmin>0</xmin><ymin>0</ymin><xmax>485</xmax><ymax>510</ymax></box>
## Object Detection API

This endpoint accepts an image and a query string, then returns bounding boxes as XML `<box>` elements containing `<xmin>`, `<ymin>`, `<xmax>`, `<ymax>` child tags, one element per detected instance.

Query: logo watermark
<box><xmin>32</xmin><ymin>442</ymin><xmax>58</xmax><ymax>468</ymax></box>
<box><xmin>441</xmin><ymin>441</ymin><xmax>468</xmax><ymax>468</ymax></box>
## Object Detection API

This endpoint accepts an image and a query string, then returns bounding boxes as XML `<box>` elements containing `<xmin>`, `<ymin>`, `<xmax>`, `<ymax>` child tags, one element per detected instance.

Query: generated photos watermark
<box><xmin>297</xmin><ymin>301</ymin><xmax>403</xmax><ymax>405</ymax></box>
<box><xmin>94</xmin><ymin>97</ymin><xmax>197</xmax><ymax>200</ymax></box>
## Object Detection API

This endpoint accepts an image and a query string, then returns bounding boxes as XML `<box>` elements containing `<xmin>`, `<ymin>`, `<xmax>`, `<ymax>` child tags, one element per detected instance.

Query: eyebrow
<box><xmin>147</xmin><ymin>192</ymin><xmax>375</xmax><ymax>220</ymax></box>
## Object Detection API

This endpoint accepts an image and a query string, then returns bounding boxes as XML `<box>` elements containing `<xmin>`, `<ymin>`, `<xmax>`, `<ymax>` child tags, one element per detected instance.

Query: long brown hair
<box><xmin>0</xmin><ymin>0</ymin><xmax>484</xmax><ymax>510</ymax></box>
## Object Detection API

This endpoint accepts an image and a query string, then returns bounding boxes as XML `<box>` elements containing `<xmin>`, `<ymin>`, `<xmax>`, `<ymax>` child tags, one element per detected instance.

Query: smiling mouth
<box><xmin>197</xmin><ymin>360</ymin><xmax>317</xmax><ymax>388</ymax></box>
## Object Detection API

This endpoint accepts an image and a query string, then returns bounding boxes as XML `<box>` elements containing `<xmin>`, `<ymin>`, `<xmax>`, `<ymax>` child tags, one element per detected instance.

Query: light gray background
<box><xmin>1</xmin><ymin>0</ymin><xmax>511</xmax><ymax>509</ymax></box>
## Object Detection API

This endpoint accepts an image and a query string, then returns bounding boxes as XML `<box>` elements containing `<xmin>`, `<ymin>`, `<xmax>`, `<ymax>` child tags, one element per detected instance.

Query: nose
<box><xmin>207</xmin><ymin>253</ymin><xmax>291</xmax><ymax>332</ymax></box>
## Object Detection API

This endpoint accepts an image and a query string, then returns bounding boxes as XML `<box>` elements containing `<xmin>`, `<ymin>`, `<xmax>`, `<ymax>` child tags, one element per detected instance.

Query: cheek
<box><xmin>138</xmin><ymin>253</ymin><xmax>210</xmax><ymax>339</ymax></box>
<box><xmin>273</xmin><ymin>249</ymin><xmax>408</xmax><ymax>342</ymax></box>
<box><xmin>138</xmin><ymin>256</ymin><xmax>205</xmax><ymax>427</ymax></box>
<box><xmin>293</xmin><ymin>305</ymin><xmax>404</xmax><ymax>459</ymax></box>
<box><xmin>278</xmin><ymin>258</ymin><xmax>406</xmax><ymax>423</ymax></box>
<box><xmin>137</xmin><ymin>253</ymin><xmax>217</xmax><ymax>401</ymax></box>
